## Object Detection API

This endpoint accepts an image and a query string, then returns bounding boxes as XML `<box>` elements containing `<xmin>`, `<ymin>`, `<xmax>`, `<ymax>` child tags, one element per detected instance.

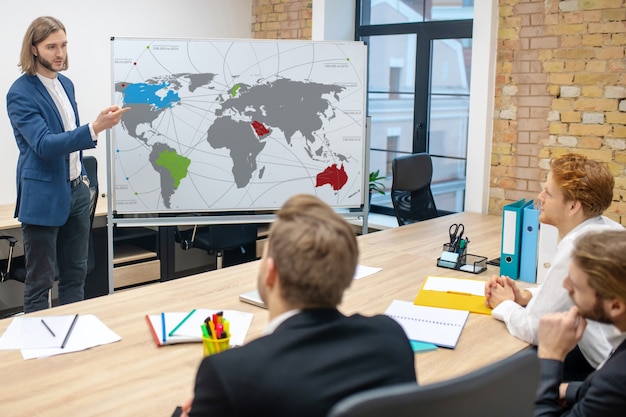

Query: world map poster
<box><xmin>111</xmin><ymin>38</ymin><xmax>367</xmax><ymax>213</ymax></box>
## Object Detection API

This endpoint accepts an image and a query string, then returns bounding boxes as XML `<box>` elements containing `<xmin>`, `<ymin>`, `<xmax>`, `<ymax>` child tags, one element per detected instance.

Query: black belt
<box><xmin>70</xmin><ymin>177</ymin><xmax>82</xmax><ymax>188</ymax></box>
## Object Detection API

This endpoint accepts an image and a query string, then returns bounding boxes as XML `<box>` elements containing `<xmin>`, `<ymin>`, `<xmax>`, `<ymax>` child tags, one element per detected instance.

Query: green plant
<box><xmin>368</xmin><ymin>169</ymin><xmax>386</xmax><ymax>195</ymax></box>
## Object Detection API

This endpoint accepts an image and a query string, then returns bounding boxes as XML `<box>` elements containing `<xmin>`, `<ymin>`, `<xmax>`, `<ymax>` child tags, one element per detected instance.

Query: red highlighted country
<box><xmin>251</xmin><ymin>120</ymin><xmax>271</xmax><ymax>138</ymax></box>
<box><xmin>316</xmin><ymin>164</ymin><xmax>348</xmax><ymax>191</ymax></box>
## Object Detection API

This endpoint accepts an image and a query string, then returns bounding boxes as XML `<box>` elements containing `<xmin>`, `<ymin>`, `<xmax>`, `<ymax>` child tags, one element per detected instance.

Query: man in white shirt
<box><xmin>6</xmin><ymin>16</ymin><xmax>129</xmax><ymax>312</ymax></box>
<box><xmin>485</xmin><ymin>153</ymin><xmax>622</xmax><ymax>375</ymax></box>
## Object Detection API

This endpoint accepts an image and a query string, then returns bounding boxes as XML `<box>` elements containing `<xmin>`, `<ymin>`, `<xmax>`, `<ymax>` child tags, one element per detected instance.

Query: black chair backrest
<box><xmin>327</xmin><ymin>349</ymin><xmax>540</xmax><ymax>417</ymax></box>
<box><xmin>391</xmin><ymin>153</ymin><xmax>439</xmax><ymax>225</ymax></box>
<box><xmin>175</xmin><ymin>223</ymin><xmax>257</xmax><ymax>253</ymax></box>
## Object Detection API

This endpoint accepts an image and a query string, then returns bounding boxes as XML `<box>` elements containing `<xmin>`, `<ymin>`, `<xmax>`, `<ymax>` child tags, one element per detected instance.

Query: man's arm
<box><xmin>534</xmin><ymin>308</ymin><xmax>586</xmax><ymax>417</ymax></box>
<box><xmin>535</xmin><ymin>359</ymin><xmax>566</xmax><ymax>417</ymax></box>
<box><xmin>186</xmin><ymin>357</ymin><xmax>235</xmax><ymax>417</ymax></box>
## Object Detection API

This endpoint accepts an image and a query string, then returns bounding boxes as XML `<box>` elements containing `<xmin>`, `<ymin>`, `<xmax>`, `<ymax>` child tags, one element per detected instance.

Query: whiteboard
<box><xmin>110</xmin><ymin>37</ymin><xmax>367</xmax><ymax>214</ymax></box>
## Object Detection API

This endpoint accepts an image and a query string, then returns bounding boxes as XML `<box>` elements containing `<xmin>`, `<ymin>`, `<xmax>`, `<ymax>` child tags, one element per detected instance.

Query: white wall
<box><xmin>0</xmin><ymin>0</ymin><xmax>252</xmax><ymax>205</ymax></box>
<box><xmin>312</xmin><ymin>0</ymin><xmax>355</xmax><ymax>41</ymax></box>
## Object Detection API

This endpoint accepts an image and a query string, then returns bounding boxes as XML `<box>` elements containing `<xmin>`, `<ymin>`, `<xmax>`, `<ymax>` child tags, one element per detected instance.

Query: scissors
<box><xmin>449</xmin><ymin>223</ymin><xmax>465</xmax><ymax>247</ymax></box>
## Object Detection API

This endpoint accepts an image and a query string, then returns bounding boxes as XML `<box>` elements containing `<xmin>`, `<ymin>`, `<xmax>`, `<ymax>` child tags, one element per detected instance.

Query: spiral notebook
<box><xmin>384</xmin><ymin>300</ymin><xmax>469</xmax><ymax>349</ymax></box>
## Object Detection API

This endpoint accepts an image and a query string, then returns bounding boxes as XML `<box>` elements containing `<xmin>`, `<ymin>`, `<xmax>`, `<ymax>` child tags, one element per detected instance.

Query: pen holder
<box><xmin>202</xmin><ymin>336</ymin><xmax>230</xmax><ymax>356</ymax></box>
<box><xmin>440</xmin><ymin>243</ymin><xmax>467</xmax><ymax>268</ymax></box>
<box><xmin>436</xmin><ymin>243</ymin><xmax>488</xmax><ymax>274</ymax></box>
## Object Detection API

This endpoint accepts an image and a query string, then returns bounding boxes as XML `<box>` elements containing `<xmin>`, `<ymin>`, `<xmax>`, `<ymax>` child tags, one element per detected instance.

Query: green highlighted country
<box><xmin>231</xmin><ymin>84</ymin><xmax>241</xmax><ymax>97</ymax></box>
<box><xmin>155</xmin><ymin>150</ymin><xmax>191</xmax><ymax>189</ymax></box>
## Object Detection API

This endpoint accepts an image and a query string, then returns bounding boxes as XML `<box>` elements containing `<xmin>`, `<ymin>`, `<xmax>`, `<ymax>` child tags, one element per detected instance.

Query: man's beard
<box><xmin>37</xmin><ymin>55</ymin><xmax>62</xmax><ymax>73</ymax></box>
<box><xmin>582</xmin><ymin>297</ymin><xmax>612</xmax><ymax>324</ymax></box>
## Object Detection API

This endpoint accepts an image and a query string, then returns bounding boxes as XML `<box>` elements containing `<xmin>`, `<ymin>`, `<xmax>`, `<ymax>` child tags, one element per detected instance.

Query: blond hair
<box><xmin>573</xmin><ymin>230</ymin><xmax>626</xmax><ymax>303</ymax></box>
<box><xmin>19</xmin><ymin>16</ymin><xmax>68</xmax><ymax>75</ymax></box>
<box><xmin>268</xmin><ymin>194</ymin><xmax>358</xmax><ymax>308</ymax></box>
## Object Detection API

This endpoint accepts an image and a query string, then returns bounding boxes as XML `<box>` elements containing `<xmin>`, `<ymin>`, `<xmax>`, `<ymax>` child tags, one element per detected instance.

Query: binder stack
<box><xmin>500</xmin><ymin>199</ymin><xmax>533</xmax><ymax>280</ymax></box>
<box><xmin>519</xmin><ymin>204</ymin><xmax>539</xmax><ymax>283</ymax></box>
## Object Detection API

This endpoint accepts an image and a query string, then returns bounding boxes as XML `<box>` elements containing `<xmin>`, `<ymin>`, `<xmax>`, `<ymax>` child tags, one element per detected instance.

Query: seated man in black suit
<box><xmin>535</xmin><ymin>229</ymin><xmax>626</xmax><ymax>416</ymax></box>
<box><xmin>180</xmin><ymin>194</ymin><xmax>417</xmax><ymax>417</ymax></box>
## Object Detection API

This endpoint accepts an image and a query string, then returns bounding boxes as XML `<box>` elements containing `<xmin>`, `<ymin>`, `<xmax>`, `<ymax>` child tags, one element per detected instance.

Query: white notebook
<box><xmin>384</xmin><ymin>300</ymin><xmax>469</xmax><ymax>349</ymax></box>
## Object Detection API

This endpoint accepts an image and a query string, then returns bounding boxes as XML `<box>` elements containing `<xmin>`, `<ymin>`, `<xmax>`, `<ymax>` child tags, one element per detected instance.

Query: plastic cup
<box><xmin>202</xmin><ymin>335</ymin><xmax>230</xmax><ymax>356</ymax></box>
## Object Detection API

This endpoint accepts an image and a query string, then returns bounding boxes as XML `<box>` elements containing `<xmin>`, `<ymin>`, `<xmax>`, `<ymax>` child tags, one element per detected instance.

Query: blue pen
<box><xmin>161</xmin><ymin>312</ymin><xmax>166</xmax><ymax>343</ymax></box>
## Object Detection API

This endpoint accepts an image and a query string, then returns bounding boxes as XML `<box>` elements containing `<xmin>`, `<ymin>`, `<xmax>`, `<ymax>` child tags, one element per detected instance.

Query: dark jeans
<box><xmin>22</xmin><ymin>181</ymin><xmax>90</xmax><ymax>313</ymax></box>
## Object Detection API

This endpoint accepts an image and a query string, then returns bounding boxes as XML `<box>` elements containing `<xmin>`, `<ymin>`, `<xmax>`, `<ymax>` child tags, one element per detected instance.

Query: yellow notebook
<box><xmin>413</xmin><ymin>276</ymin><xmax>492</xmax><ymax>315</ymax></box>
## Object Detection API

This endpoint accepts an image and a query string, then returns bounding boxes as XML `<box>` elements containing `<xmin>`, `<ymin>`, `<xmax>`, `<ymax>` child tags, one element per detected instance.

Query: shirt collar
<box><xmin>36</xmin><ymin>72</ymin><xmax>57</xmax><ymax>87</ymax></box>
<box><xmin>262</xmin><ymin>309</ymin><xmax>301</xmax><ymax>336</ymax></box>
<box><xmin>607</xmin><ymin>329</ymin><xmax>626</xmax><ymax>352</ymax></box>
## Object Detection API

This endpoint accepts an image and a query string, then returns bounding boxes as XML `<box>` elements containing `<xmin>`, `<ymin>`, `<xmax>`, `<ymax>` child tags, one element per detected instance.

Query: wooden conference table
<box><xmin>0</xmin><ymin>212</ymin><xmax>530</xmax><ymax>417</ymax></box>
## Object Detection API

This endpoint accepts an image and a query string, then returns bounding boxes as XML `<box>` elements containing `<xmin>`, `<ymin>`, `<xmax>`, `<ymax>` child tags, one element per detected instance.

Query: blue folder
<box><xmin>500</xmin><ymin>199</ymin><xmax>533</xmax><ymax>279</ymax></box>
<box><xmin>519</xmin><ymin>205</ymin><xmax>539</xmax><ymax>283</ymax></box>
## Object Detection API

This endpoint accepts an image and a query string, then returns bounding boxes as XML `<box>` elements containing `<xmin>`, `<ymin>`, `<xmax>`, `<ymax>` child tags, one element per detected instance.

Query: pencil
<box><xmin>168</xmin><ymin>309</ymin><xmax>196</xmax><ymax>337</ymax></box>
<box><xmin>446</xmin><ymin>290</ymin><xmax>473</xmax><ymax>296</ymax></box>
<box><xmin>41</xmin><ymin>319</ymin><xmax>56</xmax><ymax>337</ymax></box>
<box><xmin>60</xmin><ymin>314</ymin><xmax>79</xmax><ymax>349</ymax></box>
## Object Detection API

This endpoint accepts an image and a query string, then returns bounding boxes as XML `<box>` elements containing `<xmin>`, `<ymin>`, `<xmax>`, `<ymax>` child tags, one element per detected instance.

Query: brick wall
<box><xmin>251</xmin><ymin>0</ymin><xmax>312</xmax><ymax>39</ymax></box>
<box><xmin>492</xmin><ymin>0</ymin><xmax>626</xmax><ymax>225</ymax></box>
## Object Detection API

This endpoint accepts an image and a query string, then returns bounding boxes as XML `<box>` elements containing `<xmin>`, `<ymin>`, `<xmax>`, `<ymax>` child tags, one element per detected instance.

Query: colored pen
<box><xmin>447</xmin><ymin>291</ymin><xmax>473</xmax><ymax>296</ymax></box>
<box><xmin>161</xmin><ymin>312</ymin><xmax>167</xmax><ymax>343</ymax></box>
<box><xmin>201</xmin><ymin>323</ymin><xmax>209</xmax><ymax>338</ymax></box>
<box><xmin>208</xmin><ymin>320</ymin><xmax>217</xmax><ymax>339</ymax></box>
<box><xmin>168</xmin><ymin>308</ymin><xmax>196</xmax><ymax>337</ymax></box>
<box><xmin>41</xmin><ymin>319</ymin><xmax>55</xmax><ymax>337</ymax></box>
<box><xmin>61</xmin><ymin>314</ymin><xmax>79</xmax><ymax>349</ymax></box>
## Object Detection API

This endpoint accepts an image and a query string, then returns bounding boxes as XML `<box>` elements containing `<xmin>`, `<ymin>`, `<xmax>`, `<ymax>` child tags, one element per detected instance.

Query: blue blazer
<box><xmin>6</xmin><ymin>73</ymin><xmax>96</xmax><ymax>226</ymax></box>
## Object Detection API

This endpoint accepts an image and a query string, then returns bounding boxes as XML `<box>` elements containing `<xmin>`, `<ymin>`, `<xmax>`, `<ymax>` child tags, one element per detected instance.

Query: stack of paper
<box><xmin>414</xmin><ymin>276</ymin><xmax>492</xmax><ymax>315</ymax></box>
<box><xmin>146</xmin><ymin>308</ymin><xmax>253</xmax><ymax>347</ymax></box>
<box><xmin>0</xmin><ymin>314</ymin><xmax>121</xmax><ymax>360</ymax></box>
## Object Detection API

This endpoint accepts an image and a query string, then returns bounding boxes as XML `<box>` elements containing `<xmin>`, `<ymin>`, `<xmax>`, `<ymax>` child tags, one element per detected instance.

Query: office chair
<box><xmin>391</xmin><ymin>153</ymin><xmax>454</xmax><ymax>226</ymax></box>
<box><xmin>327</xmin><ymin>349</ymin><xmax>539</xmax><ymax>417</ymax></box>
<box><xmin>174</xmin><ymin>223</ymin><xmax>258</xmax><ymax>269</ymax></box>
<box><xmin>0</xmin><ymin>235</ymin><xmax>25</xmax><ymax>283</ymax></box>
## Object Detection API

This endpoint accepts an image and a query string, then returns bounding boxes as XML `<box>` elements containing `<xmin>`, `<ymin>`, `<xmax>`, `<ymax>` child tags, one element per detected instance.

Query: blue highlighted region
<box><xmin>122</xmin><ymin>82</ymin><xmax>180</xmax><ymax>110</ymax></box>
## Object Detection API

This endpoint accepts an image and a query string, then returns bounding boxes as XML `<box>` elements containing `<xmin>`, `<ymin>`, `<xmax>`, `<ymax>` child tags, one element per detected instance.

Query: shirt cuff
<box><xmin>491</xmin><ymin>299</ymin><xmax>521</xmax><ymax>322</ymax></box>
<box><xmin>88</xmin><ymin>123</ymin><xmax>98</xmax><ymax>142</ymax></box>
<box><xmin>527</xmin><ymin>286</ymin><xmax>540</xmax><ymax>298</ymax></box>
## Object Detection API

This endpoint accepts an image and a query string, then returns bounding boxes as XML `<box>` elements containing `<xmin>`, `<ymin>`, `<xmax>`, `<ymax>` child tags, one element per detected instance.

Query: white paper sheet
<box><xmin>0</xmin><ymin>314</ymin><xmax>121</xmax><ymax>360</ymax></box>
<box><xmin>167</xmin><ymin>309</ymin><xmax>253</xmax><ymax>347</ymax></box>
<box><xmin>422</xmin><ymin>276</ymin><xmax>486</xmax><ymax>296</ymax></box>
<box><xmin>353</xmin><ymin>264</ymin><xmax>382</xmax><ymax>280</ymax></box>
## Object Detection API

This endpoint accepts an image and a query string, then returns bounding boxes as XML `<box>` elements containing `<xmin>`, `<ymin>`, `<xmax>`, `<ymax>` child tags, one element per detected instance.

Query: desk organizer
<box><xmin>436</xmin><ymin>243</ymin><xmax>487</xmax><ymax>274</ymax></box>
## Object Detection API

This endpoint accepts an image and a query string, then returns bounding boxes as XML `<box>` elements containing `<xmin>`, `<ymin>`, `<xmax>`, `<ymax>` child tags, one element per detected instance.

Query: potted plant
<box><xmin>368</xmin><ymin>169</ymin><xmax>386</xmax><ymax>207</ymax></box>
<box><xmin>369</xmin><ymin>169</ymin><xmax>386</xmax><ymax>195</ymax></box>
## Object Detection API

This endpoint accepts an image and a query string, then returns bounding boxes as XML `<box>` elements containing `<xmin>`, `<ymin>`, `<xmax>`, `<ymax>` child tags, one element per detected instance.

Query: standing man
<box><xmin>535</xmin><ymin>230</ymin><xmax>626</xmax><ymax>416</ymax></box>
<box><xmin>6</xmin><ymin>16</ymin><xmax>129</xmax><ymax>313</ymax></box>
<box><xmin>180</xmin><ymin>194</ymin><xmax>417</xmax><ymax>417</ymax></box>
<box><xmin>485</xmin><ymin>153</ymin><xmax>622</xmax><ymax>374</ymax></box>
